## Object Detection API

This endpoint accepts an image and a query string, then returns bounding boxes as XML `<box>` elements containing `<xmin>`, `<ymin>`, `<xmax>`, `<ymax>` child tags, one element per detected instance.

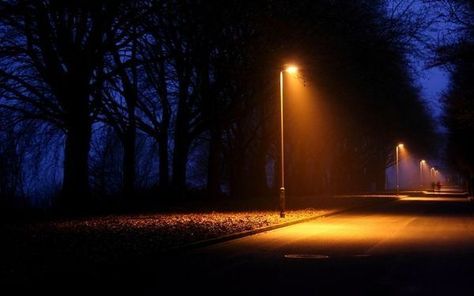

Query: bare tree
<box><xmin>0</xmin><ymin>0</ymin><xmax>120</xmax><ymax>207</ymax></box>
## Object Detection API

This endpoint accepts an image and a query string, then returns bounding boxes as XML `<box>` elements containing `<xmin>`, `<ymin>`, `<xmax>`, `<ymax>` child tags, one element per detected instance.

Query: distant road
<box><xmin>151</xmin><ymin>196</ymin><xmax>474</xmax><ymax>295</ymax></box>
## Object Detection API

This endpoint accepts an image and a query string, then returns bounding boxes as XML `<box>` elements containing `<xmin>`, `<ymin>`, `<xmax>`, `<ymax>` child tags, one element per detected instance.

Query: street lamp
<box><xmin>429</xmin><ymin>167</ymin><xmax>436</xmax><ymax>191</ymax></box>
<box><xmin>419</xmin><ymin>160</ymin><xmax>426</xmax><ymax>188</ymax></box>
<box><xmin>396</xmin><ymin>143</ymin><xmax>404</xmax><ymax>194</ymax></box>
<box><xmin>279</xmin><ymin>64</ymin><xmax>298</xmax><ymax>218</ymax></box>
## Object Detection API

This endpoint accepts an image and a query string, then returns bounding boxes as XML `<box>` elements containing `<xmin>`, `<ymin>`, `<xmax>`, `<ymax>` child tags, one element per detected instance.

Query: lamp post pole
<box><xmin>396</xmin><ymin>144</ymin><xmax>403</xmax><ymax>195</ymax></box>
<box><xmin>420</xmin><ymin>160</ymin><xmax>425</xmax><ymax>188</ymax></box>
<box><xmin>396</xmin><ymin>146</ymin><xmax>399</xmax><ymax>195</ymax></box>
<box><xmin>279</xmin><ymin>70</ymin><xmax>286</xmax><ymax>218</ymax></box>
<box><xmin>279</xmin><ymin>65</ymin><xmax>298</xmax><ymax>218</ymax></box>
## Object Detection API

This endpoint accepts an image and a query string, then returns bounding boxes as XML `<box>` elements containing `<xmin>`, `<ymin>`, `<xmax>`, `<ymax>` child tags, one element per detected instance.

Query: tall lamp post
<box><xmin>419</xmin><ymin>160</ymin><xmax>426</xmax><ymax>188</ymax></box>
<box><xmin>396</xmin><ymin>143</ymin><xmax>404</xmax><ymax>194</ymax></box>
<box><xmin>279</xmin><ymin>65</ymin><xmax>298</xmax><ymax>218</ymax></box>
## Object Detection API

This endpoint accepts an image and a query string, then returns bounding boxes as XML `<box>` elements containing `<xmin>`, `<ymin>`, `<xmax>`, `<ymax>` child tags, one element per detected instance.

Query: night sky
<box><xmin>419</xmin><ymin>66</ymin><xmax>449</xmax><ymax>120</ymax></box>
<box><xmin>396</xmin><ymin>0</ymin><xmax>459</xmax><ymax>128</ymax></box>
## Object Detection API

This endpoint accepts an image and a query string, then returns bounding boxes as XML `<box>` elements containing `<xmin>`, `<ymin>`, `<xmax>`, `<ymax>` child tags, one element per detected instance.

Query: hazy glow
<box><xmin>397</xmin><ymin>143</ymin><xmax>404</xmax><ymax>148</ymax></box>
<box><xmin>285</xmin><ymin>65</ymin><xmax>298</xmax><ymax>74</ymax></box>
<box><xmin>279</xmin><ymin>64</ymin><xmax>330</xmax><ymax>194</ymax></box>
<box><xmin>386</xmin><ymin>148</ymin><xmax>450</xmax><ymax>189</ymax></box>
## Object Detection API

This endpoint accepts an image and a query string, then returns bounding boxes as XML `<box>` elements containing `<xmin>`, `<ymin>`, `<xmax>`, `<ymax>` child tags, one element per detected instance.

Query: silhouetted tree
<box><xmin>433</xmin><ymin>0</ymin><xmax>474</xmax><ymax>177</ymax></box>
<box><xmin>0</xmin><ymin>0</ymin><xmax>121</xmax><ymax>207</ymax></box>
<box><xmin>0</xmin><ymin>0</ymin><xmax>440</xmax><ymax>208</ymax></box>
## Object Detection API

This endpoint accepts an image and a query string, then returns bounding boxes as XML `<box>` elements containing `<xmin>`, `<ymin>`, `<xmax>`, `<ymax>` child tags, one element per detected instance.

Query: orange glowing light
<box><xmin>397</xmin><ymin>143</ymin><xmax>404</xmax><ymax>148</ymax></box>
<box><xmin>285</xmin><ymin>65</ymin><xmax>298</xmax><ymax>74</ymax></box>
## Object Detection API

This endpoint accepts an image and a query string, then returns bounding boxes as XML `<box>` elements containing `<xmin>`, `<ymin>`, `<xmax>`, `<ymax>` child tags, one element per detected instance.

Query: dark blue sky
<box><xmin>418</xmin><ymin>66</ymin><xmax>449</xmax><ymax>118</ymax></box>
<box><xmin>386</xmin><ymin>0</ymin><xmax>457</xmax><ymax>127</ymax></box>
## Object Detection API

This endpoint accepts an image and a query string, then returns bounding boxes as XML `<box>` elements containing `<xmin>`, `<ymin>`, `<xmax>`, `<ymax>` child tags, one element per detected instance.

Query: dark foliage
<box><xmin>435</xmin><ymin>0</ymin><xmax>474</xmax><ymax>178</ymax></box>
<box><xmin>0</xmin><ymin>0</ymin><xmax>437</xmax><ymax>209</ymax></box>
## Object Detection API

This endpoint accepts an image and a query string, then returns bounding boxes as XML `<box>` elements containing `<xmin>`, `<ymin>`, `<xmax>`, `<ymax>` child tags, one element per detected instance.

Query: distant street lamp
<box><xmin>419</xmin><ymin>160</ymin><xmax>426</xmax><ymax>188</ymax></box>
<box><xmin>279</xmin><ymin>65</ymin><xmax>298</xmax><ymax>218</ymax></box>
<box><xmin>396</xmin><ymin>143</ymin><xmax>404</xmax><ymax>194</ymax></box>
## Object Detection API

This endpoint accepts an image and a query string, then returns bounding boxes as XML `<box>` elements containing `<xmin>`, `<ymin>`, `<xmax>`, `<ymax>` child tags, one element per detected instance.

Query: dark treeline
<box><xmin>0</xmin><ymin>0</ymin><xmax>436</xmax><ymax>208</ymax></box>
<box><xmin>435</xmin><ymin>0</ymin><xmax>474</xmax><ymax>185</ymax></box>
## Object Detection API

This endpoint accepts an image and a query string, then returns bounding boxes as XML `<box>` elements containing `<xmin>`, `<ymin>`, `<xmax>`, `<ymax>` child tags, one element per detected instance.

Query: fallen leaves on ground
<box><xmin>1</xmin><ymin>209</ymin><xmax>327</xmax><ymax>273</ymax></box>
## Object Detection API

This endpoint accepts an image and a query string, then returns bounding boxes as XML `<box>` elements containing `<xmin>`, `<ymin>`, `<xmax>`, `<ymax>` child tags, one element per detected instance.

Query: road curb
<box><xmin>166</xmin><ymin>199</ymin><xmax>395</xmax><ymax>254</ymax></box>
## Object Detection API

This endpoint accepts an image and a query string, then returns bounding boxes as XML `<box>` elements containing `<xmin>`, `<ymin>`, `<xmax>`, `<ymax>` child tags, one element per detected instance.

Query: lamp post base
<box><xmin>279</xmin><ymin>187</ymin><xmax>286</xmax><ymax>218</ymax></box>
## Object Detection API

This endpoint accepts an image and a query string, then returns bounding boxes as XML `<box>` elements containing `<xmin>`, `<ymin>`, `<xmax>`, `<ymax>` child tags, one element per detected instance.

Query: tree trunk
<box><xmin>229</xmin><ymin>157</ymin><xmax>245</xmax><ymax>199</ymax></box>
<box><xmin>207</xmin><ymin>127</ymin><xmax>221</xmax><ymax>199</ymax></box>
<box><xmin>172</xmin><ymin>61</ymin><xmax>190</xmax><ymax>199</ymax></box>
<box><xmin>123</xmin><ymin>124</ymin><xmax>136</xmax><ymax>197</ymax></box>
<box><xmin>172</xmin><ymin>88</ymin><xmax>189</xmax><ymax>198</ymax></box>
<box><xmin>62</xmin><ymin>115</ymin><xmax>91</xmax><ymax>207</ymax></box>
<box><xmin>158</xmin><ymin>72</ymin><xmax>170</xmax><ymax>191</ymax></box>
<box><xmin>375</xmin><ymin>152</ymin><xmax>386</xmax><ymax>191</ymax></box>
<box><xmin>251</xmin><ymin>96</ymin><xmax>269</xmax><ymax>197</ymax></box>
<box><xmin>159</xmin><ymin>130</ymin><xmax>169</xmax><ymax>190</ymax></box>
<box><xmin>172</xmin><ymin>133</ymin><xmax>189</xmax><ymax>198</ymax></box>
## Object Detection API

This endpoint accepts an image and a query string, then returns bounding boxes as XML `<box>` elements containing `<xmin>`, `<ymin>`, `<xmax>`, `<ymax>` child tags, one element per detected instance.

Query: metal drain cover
<box><xmin>284</xmin><ymin>254</ymin><xmax>330</xmax><ymax>259</ymax></box>
<box><xmin>352</xmin><ymin>254</ymin><xmax>370</xmax><ymax>258</ymax></box>
<box><xmin>284</xmin><ymin>254</ymin><xmax>371</xmax><ymax>259</ymax></box>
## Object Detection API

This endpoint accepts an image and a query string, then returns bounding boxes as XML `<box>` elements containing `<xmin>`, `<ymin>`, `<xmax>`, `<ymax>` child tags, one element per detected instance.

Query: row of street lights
<box><xmin>419</xmin><ymin>160</ymin><xmax>439</xmax><ymax>187</ymax></box>
<box><xmin>279</xmin><ymin>65</ymin><xmax>442</xmax><ymax>216</ymax></box>
<box><xmin>395</xmin><ymin>143</ymin><xmax>441</xmax><ymax>194</ymax></box>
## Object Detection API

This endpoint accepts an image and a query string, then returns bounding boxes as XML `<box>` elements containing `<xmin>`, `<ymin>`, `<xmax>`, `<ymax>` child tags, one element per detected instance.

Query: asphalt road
<box><xmin>151</xmin><ymin>196</ymin><xmax>474</xmax><ymax>295</ymax></box>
